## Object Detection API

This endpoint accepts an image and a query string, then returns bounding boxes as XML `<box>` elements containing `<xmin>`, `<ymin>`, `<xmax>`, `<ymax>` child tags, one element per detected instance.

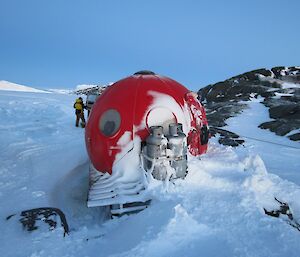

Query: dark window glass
<box><xmin>99</xmin><ymin>109</ymin><xmax>121</xmax><ymax>136</ymax></box>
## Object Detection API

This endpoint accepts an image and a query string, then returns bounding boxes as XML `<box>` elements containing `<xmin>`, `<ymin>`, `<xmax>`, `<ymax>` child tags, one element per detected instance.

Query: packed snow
<box><xmin>0</xmin><ymin>89</ymin><xmax>300</xmax><ymax>257</ymax></box>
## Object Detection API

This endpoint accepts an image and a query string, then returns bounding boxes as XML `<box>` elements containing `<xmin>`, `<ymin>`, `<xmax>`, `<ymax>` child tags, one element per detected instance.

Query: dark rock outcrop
<box><xmin>209</xmin><ymin>127</ymin><xmax>245</xmax><ymax>147</ymax></box>
<box><xmin>198</xmin><ymin>66</ymin><xmax>300</xmax><ymax>144</ymax></box>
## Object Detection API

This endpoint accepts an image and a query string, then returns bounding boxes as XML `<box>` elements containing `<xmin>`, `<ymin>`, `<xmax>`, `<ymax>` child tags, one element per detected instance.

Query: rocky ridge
<box><xmin>198</xmin><ymin>66</ymin><xmax>300</xmax><ymax>145</ymax></box>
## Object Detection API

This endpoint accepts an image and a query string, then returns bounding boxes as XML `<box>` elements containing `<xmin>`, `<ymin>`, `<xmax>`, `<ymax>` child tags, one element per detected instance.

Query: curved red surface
<box><xmin>85</xmin><ymin>73</ymin><xmax>208</xmax><ymax>174</ymax></box>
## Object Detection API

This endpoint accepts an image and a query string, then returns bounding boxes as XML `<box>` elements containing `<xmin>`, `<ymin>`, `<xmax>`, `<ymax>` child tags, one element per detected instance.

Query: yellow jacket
<box><xmin>74</xmin><ymin>98</ymin><xmax>84</xmax><ymax>111</ymax></box>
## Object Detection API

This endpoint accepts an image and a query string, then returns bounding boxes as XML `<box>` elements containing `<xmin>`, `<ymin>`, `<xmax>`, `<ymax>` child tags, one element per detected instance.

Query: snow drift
<box><xmin>0</xmin><ymin>85</ymin><xmax>300</xmax><ymax>257</ymax></box>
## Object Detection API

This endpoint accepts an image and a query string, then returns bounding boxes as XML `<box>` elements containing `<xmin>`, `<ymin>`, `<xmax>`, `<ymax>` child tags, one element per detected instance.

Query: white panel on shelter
<box><xmin>146</xmin><ymin>107</ymin><xmax>176</xmax><ymax>135</ymax></box>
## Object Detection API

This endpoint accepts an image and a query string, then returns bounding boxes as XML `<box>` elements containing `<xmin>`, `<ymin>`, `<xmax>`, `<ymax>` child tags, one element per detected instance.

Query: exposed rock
<box><xmin>74</xmin><ymin>84</ymin><xmax>109</xmax><ymax>95</ymax></box>
<box><xmin>204</xmin><ymin>102</ymin><xmax>248</xmax><ymax>127</ymax></box>
<box><xmin>289</xmin><ymin>133</ymin><xmax>300</xmax><ymax>141</ymax></box>
<box><xmin>271</xmin><ymin>66</ymin><xmax>286</xmax><ymax>78</ymax></box>
<box><xmin>269</xmin><ymin>104</ymin><xmax>300</xmax><ymax>120</ymax></box>
<box><xmin>199</xmin><ymin>66</ymin><xmax>300</xmax><ymax>144</ymax></box>
<box><xmin>259</xmin><ymin>120</ymin><xmax>300</xmax><ymax>136</ymax></box>
<box><xmin>209</xmin><ymin>127</ymin><xmax>245</xmax><ymax>147</ymax></box>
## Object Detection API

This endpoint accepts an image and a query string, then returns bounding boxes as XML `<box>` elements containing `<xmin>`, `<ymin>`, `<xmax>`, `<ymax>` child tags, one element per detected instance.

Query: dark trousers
<box><xmin>76</xmin><ymin>111</ymin><xmax>85</xmax><ymax>127</ymax></box>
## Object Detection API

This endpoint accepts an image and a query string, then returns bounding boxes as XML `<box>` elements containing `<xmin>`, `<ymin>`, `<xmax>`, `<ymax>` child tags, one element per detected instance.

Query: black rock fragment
<box><xmin>6</xmin><ymin>207</ymin><xmax>69</xmax><ymax>237</ymax></box>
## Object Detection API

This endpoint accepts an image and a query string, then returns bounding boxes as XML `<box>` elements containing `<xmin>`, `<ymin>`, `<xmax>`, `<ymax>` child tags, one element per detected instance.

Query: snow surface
<box><xmin>224</xmin><ymin>96</ymin><xmax>300</xmax><ymax>185</ymax></box>
<box><xmin>1</xmin><ymin>90</ymin><xmax>300</xmax><ymax>257</ymax></box>
<box><xmin>0</xmin><ymin>80</ymin><xmax>50</xmax><ymax>93</ymax></box>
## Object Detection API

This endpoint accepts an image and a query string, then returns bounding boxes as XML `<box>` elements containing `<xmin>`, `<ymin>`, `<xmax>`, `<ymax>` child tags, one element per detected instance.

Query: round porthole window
<box><xmin>99</xmin><ymin>109</ymin><xmax>121</xmax><ymax>137</ymax></box>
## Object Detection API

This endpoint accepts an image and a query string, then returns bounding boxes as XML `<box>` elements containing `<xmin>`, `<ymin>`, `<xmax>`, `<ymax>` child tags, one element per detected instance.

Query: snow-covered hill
<box><xmin>199</xmin><ymin>66</ymin><xmax>300</xmax><ymax>142</ymax></box>
<box><xmin>0</xmin><ymin>87</ymin><xmax>300</xmax><ymax>257</ymax></box>
<box><xmin>0</xmin><ymin>80</ymin><xmax>50</xmax><ymax>93</ymax></box>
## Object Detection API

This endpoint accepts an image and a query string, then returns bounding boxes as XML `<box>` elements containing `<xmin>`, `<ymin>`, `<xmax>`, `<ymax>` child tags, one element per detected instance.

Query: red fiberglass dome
<box><xmin>85</xmin><ymin>71</ymin><xmax>209</xmax><ymax>174</ymax></box>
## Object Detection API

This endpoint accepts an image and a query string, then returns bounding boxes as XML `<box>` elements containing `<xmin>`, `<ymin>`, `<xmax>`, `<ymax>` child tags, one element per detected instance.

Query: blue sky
<box><xmin>0</xmin><ymin>0</ymin><xmax>299</xmax><ymax>91</ymax></box>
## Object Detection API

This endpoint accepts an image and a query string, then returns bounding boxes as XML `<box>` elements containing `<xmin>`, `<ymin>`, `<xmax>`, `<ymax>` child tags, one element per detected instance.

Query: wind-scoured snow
<box><xmin>224</xmin><ymin>96</ymin><xmax>300</xmax><ymax>185</ymax></box>
<box><xmin>0</xmin><ymin>90</ymin><xmax>300</xmax><ymax>257</ymax></box>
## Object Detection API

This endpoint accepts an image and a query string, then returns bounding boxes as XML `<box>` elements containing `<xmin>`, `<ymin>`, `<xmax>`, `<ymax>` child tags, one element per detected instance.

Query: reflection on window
<box><xmin>99</xmin><ymin>109</ymin><xmax>121</xmax><ymax>136</ymax></box>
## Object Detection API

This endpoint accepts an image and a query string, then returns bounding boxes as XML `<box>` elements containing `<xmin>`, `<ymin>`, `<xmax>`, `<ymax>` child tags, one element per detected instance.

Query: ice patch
<box><xmin>282</xmin><ymin>82</ymin><xmax>300</xmax><ymax>89</ymax></box>
<box><xmin>32</xmin><ymin>191</ymin><xmax>46</xmax><ymax>198</ymax></box>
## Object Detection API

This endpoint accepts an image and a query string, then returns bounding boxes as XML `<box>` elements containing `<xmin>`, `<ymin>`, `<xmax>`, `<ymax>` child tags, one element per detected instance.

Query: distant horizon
<box><xmin>1</xmin><ymin>64</ymin><xmax>298</xmax><ymax>91</ymax></box>
<box><xmin>1</xmin><ymin>1</ymin><xmax>299</xmax><ymax>91</ymax></box>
